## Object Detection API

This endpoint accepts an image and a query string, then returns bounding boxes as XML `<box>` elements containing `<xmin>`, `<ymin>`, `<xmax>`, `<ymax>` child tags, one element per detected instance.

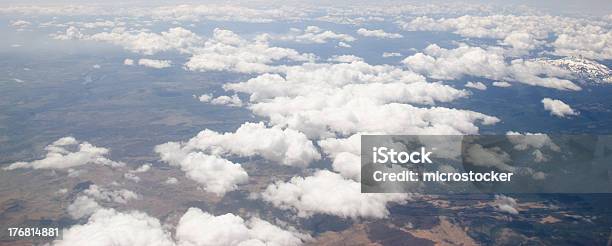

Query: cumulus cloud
<box><xmin>465</xmin><ymin>81</ymin><xmax>487</xmax><ymax>90</ymax></box>
<box><xmin>55</xmin><ymin>208</ymin><xmax>175</xmax><ymax>246</ymax></box>
<box><xmin>541</xmin><ymin>98</ymin><xmax>578</xmax><ymax>118</ymax></box>
<box><xmin>138</xmin><ymin>59</ymin><xmax>172</xmax><ymax>69</ymax></box>
<box><xmin>184</xmin><ymin>28</ymin><xmax>315</xmax><ymax>73</ymax></box>
<box><xmin>164</xmin><ymin>177</ymin><xmax>178</xmax><ymax>185</ymax></box>
<box><xmin>401</xmin><ymin>15</ymin><xmax>612</xmax><ymax>59</ymax></box>
<box><xmin>403</xmin><ymin>44</ymin><xmax>581</xmax><ymax>91</ymax></box>
<box><xmin>155</xmin><ymin>121</ymin><xmax>320</xmax><ymax>194</ymax></box>
<box><xmin>261</xmin><ymin>170</ymin><xmax>408</xmax><ymax>219</ymax></box>
<box><xmin>156</xmin><ymin>122</ymin><xmax>320</xmax><ymax>168</ymax></box>
<box><xmin>492</xmin><ymin>81</ymin><xmax>512</xmax><ymax>87</ymax></box>
<box><xmin>3</xmin><ymin>137</ymin><xmax>124</xmax><ymax>170</ymax></box>
<box><xmin>356</xmin><ymin>28</ymin><xmax>403</xmax><ymax>39</ymax></box>
<box><xmin>176</xmin><ymin>207</ymin><xmax>309</xmax><ymax>246</ymax></box>
<box><xmin>327</xmin><ymin>55</ymin><xmax>363</xmax><ymax>63</ymax></box>
<box><xmin>277</xmin><ymin>26</ymin><xmax>355</xmax><ymax>44</ymax></box>
<box><xmin>223</xmin><ymin>61</ymin><xmax>496</xmax><ymax>138</ymax></box>
<box><xmin>61</xmin><ymin>205</ymin><xmax>309</xmax><ymax>246</ymax></box>
<box><xmin>55</xmin><ymin>26</ymin><xmax>315</xmax><ymax>74</ymax></box>
<box><xmin>68</xmin><ymin>196</ymin><xmax>102</xmax><ymax>219</ymax></box>
<box><xmin>83</xmin><ymin>184</ymin><xmax>138</xmax><ymax>204</ymax></box>
<box><xmin>10</xmin><ymin>20</ymin><xmax>31</xmax><ymax>29</ymax></box>
<box><xmin>210</xmin><ymin>95</ymin><xmax>243</xmax><ymax>107</ymax></box>
<box><xmin>318</xmin><ymin>134</ymin><xmax>362</xmax><ymax>180</ymax></box>
<box><xmin>155</xmin><ymin>150</ymin><xmax>248</xmax><ymax>195</ymax></box>
<box><xmin>123</xmin><ymin>58</ymin><xmax>134</xmax><ymax>65</ymax></box>
<box><xmin>492</xmin><ymin>194</ymin><xmax>519</xmax><ymax>215</ymax></box>
<box><xmin>382</xmin><ymin>52</ymin><xmax>401</xmax><ymax>57</ymax></box>
<box><xmin>54</xmin><ymin>26</ymin><xmax>204</xmax><ymax>55</ymax></box>
<box><xmin>337</xmin><ymin>41</ymin><xmax>351</xmax><ymax>48</ymax></box>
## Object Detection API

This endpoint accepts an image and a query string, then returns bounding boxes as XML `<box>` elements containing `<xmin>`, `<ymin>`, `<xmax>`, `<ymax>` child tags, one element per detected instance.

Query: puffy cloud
<box><xmin>327</xmin><ymin>55</ymin><xmax>363</xmax><ymax>63</ymax></box>
<box><xmin>123</xmin><ymin>58</ymin><xmax>134</xmax><ymax>65</ymax></box>
<box><xmin>403</xmin><ymin>44</ymin><xmax>581</xmax><ymax>91</ymax></box>
<box><xmin>176</xmin><ymin>207</ymin><xmax>308</xmax><ymax>246</ymax></box>
<box><xmin>223</xmin><ymin>61</ymin><xmax>497</xmax><ymax>138</ymax></box>
<box><xmin>318</xmin><ymin>134</ymin><xmax>362</xmax><ymax>180</ymax></box>
<box><xmin>337</xmin><ymin>41</ymin><xmax>351</xmax><ymax>48</ymax></box>
<box><xmin>156</xmin><ymin>122</ymin><xmax>320</xmax><ymax>168</ymax></box>
<box><xmin>184</xmin><ymin>29</ymin><xmax>315</xmax><ymax>73</ymax></box>
<box><xmin>138</xmin><ymin>59</ymin><xmax>172</xmax><ymax>69</ymax></box>
<box><xmin>54</xmin><ymin>27</ymin><xmax>204</xmax><ymax>55</ymax></box>
<box><xmin>124</xmin><ymin>173</ymin><xmax>141</xmax><ymax>183</ymax></box>
<box><xmin>55</xmin><ymin>26</ymin><xmax>315</xmax><ymax>74</ymax></box>
<box><xmin>149</xmin><ymin>4</ymin><xmax>309</xmax><ymax>23</ymax></box>
<box><xmin>55</xmin><ymin>208</ymin><xmax>175</xmax><ymax>246</ymax></box>
<box><xmin>356</xmin><ymin>28</ymin><xmax>403</xmax><ymax>39</ymax></box>
<box><xmin>131</xmin><ymin>164</ymin><xmax>152</xmax><ymax>173</ymax></box>
<box><xmin>83</xmin><ymin>185</ymin><xmax>138</xmax><ymax>204</ymax></box>
<box><xmin>382</xmin><ymin>52</ymin><xmax>401</xmax><ymax>57</ymax></box>
<box><xmin>164</xmin><ymin>177</ymin><xmax>178</xmax><ymax>185</ymax></box>
<box><xmin>464</xmin><ymin>81</ymin><xmax>487</xmax><ymax>90</ymax></box>
<box><xmin>492</xmin><ymin>194</ymin><xmax>519</xmax><ymax>215</ymax></box>
<box><xmin>10</xmin><ymin>20</ymin><xmax>31</xmax><ymax>28</ymax></box>
<box><xmin>3</xmin><ymin>137</ymin><xmax>124</xmax><ymax>170</ymax></box>
<box><xmin>401</xmin><ymin>15</ymin><xmax>612</xmax><ymax>59</ymax></box>
<box><xmin>210</xmin><ymin>95</ymin><xmax>243</xmax><ymax>107</ymax></box>
<box><xmin>541</xmin><ymin>98</ymin><xmax>578</xmax><ymax>118</ymax></box>
<box><xmin>261</xmin><ymin>170</ymin><xmax>408</xmax><ymax>219</ymax></box>
<box><xmin>155</xmin><ymin>149</ymin><xmax>248</xmax><ymax>195</ymax></box>
<box><xmin>198</xmin><ymin>94</ymin><xmax>213</xmax><ymax>102</ymax></box>
<box><xmin>68</xmin><ymin>196</ymin><xmax>102</xmax><ymax>219</ymax></box>
<box><xmin>492</xmin><ymin>81</ymin><xmax>512</xmax><ymax>87</ymax></box>
<box><xmin>277</xmin><ymin>26</ymin><xmax>355</xmax><ymax>44</ymax></box>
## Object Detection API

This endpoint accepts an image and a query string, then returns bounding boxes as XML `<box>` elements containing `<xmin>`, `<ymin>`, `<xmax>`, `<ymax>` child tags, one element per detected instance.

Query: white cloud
<box><xmin>198</xmin><ymin>94</ymin><xmax>213</xmax><ymax>102</ymax></box>
<box><xmin>382</xmin><ymin>52</ymin><xmax>401</xmax><ymax>57</ymax></box>
<box><xmin>318</xmin><ymin>134</ymin><xmax>362</xmax><ymax>180</ymax></box>
<box><xmin>541</xmin><ymin>98</ymin><xmax>578</xmax><ymax>118</ymax></box>
<box><xmin>465</xmin><ymin>81</ymin><xmax>487</xmax><ymax>90</ymax></box>
<box><xmin>492</xmin><ymin>81</ymin><xmax>512</xmax><ymax>87</ymax></box>
<box><xmin>327</xmin><ymin>55</ymin><xmax>363</xmax><ymax>63</ymax></box>
<box><xmin>210</xmin><ymin>95</ymin><xmax>243</xmax><ymax>107</ymax></box>
<box><xmin>55</xmin><ymin>208</ymin><xmax>175</xmax><ymax>246</ymax></box>
<box><xmin>3</xmin><ymin>137</ymin><xmax>124</xmax><ymax>170</ymax></box>
<box><xmin>124</xmin><ymin>173</ymin><xmax>140</xmax><ymax>182</ymax></box>
<box><xmin>492</xmin><ymin>194</ymin><xmax>519</xmax><ymax>215</ymax></box>
<box><xmin>403</xmin><ymin>44</ymin><xmax>581</xmax><ymax>91</ymax></box>
<box><xmin>131</xmin><ymin>164</ymin><xmax>151</xmax><ymax>173</ymax></box>
<box><xmin>123</xmin><ymin>58</ymin><xmax>134</xmax><ymax>65</ymax></box>
<box><xmin>337</xmin><ymin>42</ymin><xmax>351</xmax><ymax>48</ymax></box>
<box><xmin>10</xmin><ymin>20</ymin><xmax>31</xmax><ymax>28</ymax></box>
<box><xmin>138</xmin><ymin>59</ymin><xmax>172</xmax><ymax>69</ymax></box>
<box><xmin>156</xmin><ymin>122</ymin><xmax>320</xmax><ymax>168</ymax></box>
<box><xmin>356</xmin><ymin>28</ymin><xmax>403</xmax><ymax>39</ymax></box>
<box><xmin>164</xmin><ymin>177</ymin><xmax>178</xmax><ymax>185</ymax></box>
<box><xmin>68</xmin><ymin>196</ymin><xmax>102</xmax><ymax>219</ymax></box>
<box><xmin>184</xmin><ymin>28</ymin><xmax>315</xmax><ymax>73</ymax></box>
<box><xmin>224</xmin><ymin>61</ymin><xmax>497</xmax><ymax>138</ymax></box>
<box><xmin>54</xmin><ymin>26</ymin><xmax>204</xmax><ymax>55</ymax></box>
<box><xmin>155</xmin><ymin>150</ymin><xmax>248</xmax><ymax>195</ymax></box>
<box><xmin>277</xmin><ymin>26</ymin><xmax>355</xmax><ymax>44</ymax></box>
<box><xmin>261</xmin><ymin>170</ymin><xmax>408</xmax><ymax>219</ymax></box>
<box><xmin>401</xmin><ymin>15</ymin><xmax>612</xmax><ymax>60</ymax></box>
<box><xmin>83</xmin><ymin>185</ymin><xmax>138</xmax><ymax>204</ymax></box>
<box><xmin>149</xmin><ymin>4</ymin><xmax>309</xmax><ymax>23</ymax></box>
<box><xmin>176</xmin><ymin>207</ymin><xmax>309</xmax><ymax>246</ymax></box>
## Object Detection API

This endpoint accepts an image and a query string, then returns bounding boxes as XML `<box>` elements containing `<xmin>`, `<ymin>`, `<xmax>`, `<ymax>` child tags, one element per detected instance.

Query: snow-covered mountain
<box><xmin>537</xmin><ymin>57</ymin><xmax>612</xmax><ymax>84</ymax></box>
